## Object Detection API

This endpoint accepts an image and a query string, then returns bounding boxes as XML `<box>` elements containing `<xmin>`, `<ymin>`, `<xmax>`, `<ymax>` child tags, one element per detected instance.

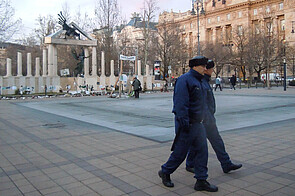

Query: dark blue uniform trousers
<box><xmin>186</xmin><ymin>119</ymin><xmax>232</xmax><ymax>170</ymax></box>
<box><xmin>161</xmin><ymin>120</ymin><xmax>208</xmax><ymax>180</ymax></box>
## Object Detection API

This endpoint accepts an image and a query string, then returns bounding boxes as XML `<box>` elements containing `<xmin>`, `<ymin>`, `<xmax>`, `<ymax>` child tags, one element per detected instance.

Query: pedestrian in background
<box><xmin>132</xmin><ymin>77</ymin><xmax>141</xmax><ymax>98</ymax></box>
<box><xmin>215</xmin><ymin>76</ymin><xmax>222</xmax><ymax>91</ymax></box>
<box><xmin>230</xmin><ymin>75</ymin><xmax>236</xmax><ymax>90</ymax></box>
<box><xmin>186</xmin><ymin>60</ymin><xmax>242</xmax><ymax>174</ymax></box>
<box><xmin>158</xmin><ymin>56</ymin><xmax>218</xmax><ymax>192</ymax></box>
<box><xmin>44</xmin><ymin>85</ymin><xmax>47</xmax><ymax>96</ymax></box>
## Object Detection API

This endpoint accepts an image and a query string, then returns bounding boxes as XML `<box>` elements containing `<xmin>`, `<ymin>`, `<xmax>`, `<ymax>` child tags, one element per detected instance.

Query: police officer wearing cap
<box><xmin>186</xmin><ymin>60</ymin><xmax>242</xmax><ymax>174</ymax></box>
<box><xmin>158</xmin><ymin>56</ymin><xmax>218</xmax><ymax>192</ymax></box>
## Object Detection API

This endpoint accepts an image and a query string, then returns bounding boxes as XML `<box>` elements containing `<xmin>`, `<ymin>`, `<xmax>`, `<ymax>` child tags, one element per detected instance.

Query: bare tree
<box><xmin>94</xmin><ymin>0</ymin><xmax>120</xmax><ymax>75</ymax></box>
<box><xmin>262</xmin><ymin>28</ymin><xmax>280</xmax><ymax>89</ymax></box>
<box><xmin>286</xmin><ymin>45</ymin><xmax>295</xmax><ymax>78</ymax></box>
<box><xmin>73</xmin><ymin>7</ymin><xmax>95</xmax><ymax>34</ymax></box>
<box><xmin>34</xmin><ymin>14</ymin><xmax>58</xmax><ymax>45</ymax></box>
<box><xmin>232</xmin><ymin>27</ymin><xmax>249</xmax><ymax>81</ymax></box>
<box><xmin>156</xmin><ymin>21</ymin><xmax>187</xmax><ymax>79</ymax></box>
<box><xmin>203</xmin><ymin>42</ymin><xmax>231</xmax><ymax>77</ymax></box>
<box><xmin>140</xmin><ymin>0</ymin><xmax>159</xmax><ymax>68</ymax></box>
<box><xmin>0</xmin><ymin>0</ymin><xmax>21</xmax><ymax>42</ymax></box>
<box><xmin>61</xmin><ymin>1</ymin><xmax>71</xmax><ymax>21</ymax></box>
<box><xmin>246</xmin><ymin>32</ymin><xmax>268</xmax><ymax>82</ymax></box>
<box><xmin>16</xmin><ymin>33</ymin><xmax>39</xmax><ymax>47</ymax></box>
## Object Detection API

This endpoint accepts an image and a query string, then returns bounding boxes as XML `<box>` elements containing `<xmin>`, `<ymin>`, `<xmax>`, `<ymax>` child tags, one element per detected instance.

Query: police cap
<box><xmin>206</xmin><ymin>60</ymin><xmax>215</xmax><ymax>69</ymax></box>
<box><xmin>189</xmin><ymin>56</ymin><xmax>208</xmax><ymax>68</ymax></box>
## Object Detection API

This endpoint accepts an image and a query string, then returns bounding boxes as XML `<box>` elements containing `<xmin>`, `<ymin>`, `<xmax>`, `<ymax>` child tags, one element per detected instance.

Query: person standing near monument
<box><xmin>132</xmin><ymin>77</ymin><xmax>141</xmax><ymax>98</ymax></box>
<box><xmin>158</xmin><ymin>56</ymin><xmax>218</xmax><ymax>192</ymax></box>
<box><xmin>186</xmin><ymin>60</ymin><xmax>242</xmax><ymax>174</ymax></box>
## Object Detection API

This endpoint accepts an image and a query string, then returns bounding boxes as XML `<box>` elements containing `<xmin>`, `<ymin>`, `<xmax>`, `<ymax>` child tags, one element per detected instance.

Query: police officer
<box><xmin>158</xmin><ymin>56</ymin><xmax>218</xmax><ymax>192</ymax></box>
<box><xmin>186</xmin><ymin>60</ymin><xmax>242</xmax><ymax>174</ymax></box>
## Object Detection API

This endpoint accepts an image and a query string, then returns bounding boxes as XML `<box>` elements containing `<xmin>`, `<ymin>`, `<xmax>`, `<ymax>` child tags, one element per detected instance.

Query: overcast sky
<box><xmin>10</xmin><ymin>0</ymin><xmax>191</xmax><ymax>39</ymax></box>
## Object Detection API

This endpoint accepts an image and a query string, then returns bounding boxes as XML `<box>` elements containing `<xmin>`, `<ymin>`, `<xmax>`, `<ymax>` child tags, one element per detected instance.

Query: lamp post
<box><xmin>191</xmin><ymin>0</ymin><xmax>205</xmax><ymax>55</ymax></box>
<box><xmin>282</xmin><ymin>39</ymin><xmax>287</xmax><ymax>91</ymax></box>
<box><xmin>292</xmin><ymin>54</ymin><xmax>295</xmax><ymax>79</ymax></box>
<box><xmin>283</xmin><ymin>58</ymin><xmax>287</xmax><ymax>91</ymax></box>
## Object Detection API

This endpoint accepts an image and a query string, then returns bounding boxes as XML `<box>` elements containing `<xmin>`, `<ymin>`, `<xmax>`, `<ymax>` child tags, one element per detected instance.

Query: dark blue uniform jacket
<box><xmin>172</xmin><ymin>69</ymin><xmax>206</xmax><ymax>129</ymax></box>
<box><xmin>203</xmin><ymin>74</ymin><xmax>216</xmax><ymax>123</ymax></box>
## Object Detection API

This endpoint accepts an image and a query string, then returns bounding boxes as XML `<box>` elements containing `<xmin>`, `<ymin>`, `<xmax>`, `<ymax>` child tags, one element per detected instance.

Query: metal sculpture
<box><xmin>58</xmin><ymin>11</ymin><xmax>80</xmax><ymax>39</ymax></box>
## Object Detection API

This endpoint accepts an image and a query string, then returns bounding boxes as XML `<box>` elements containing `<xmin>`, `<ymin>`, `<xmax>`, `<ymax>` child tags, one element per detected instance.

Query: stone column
<box><xmin>92</xmin><ymin>47</ymin><xmax>97</xmax><ymax>76</ymax></box>
<box><xmin>273</xmin><ymin>16</ymin><xmax>278</xmax><ymax>35</ymax></box>
<box><xmin>17</xmin><ymin>52</ymin><xmax>22</xmax><ymax>76</ymax></box>
<box><xmin>145</xmin><ymin>64</ymin><xmax>149</xmax><ymax>76</ymax></box>
<box><xmin>110</xmin><ymin>60</ymin><xmax>115</xmax><ymax>76</ymax></box>
<box><xmin>27</xmin><ymin>53</ymin><xmax>32</xmax><ymax>76</ymax></box>
<box><xmin>6</xmin><ymin>58</ymin><xmax>12</xmax><ymax>77</ymax></box>
<box><xmin>35</xmin><ymin>57</ymin><xmax>40</xmax><ymax>76</ymax></box>
<box><xmin>145</xmin><ymin>64</ymin><xmax>152</xmax><ymax>90</ymax></box>
<box><xmin>109</xmin><ymin>60</ymin><xmax>116</xmax><ymax>86</ymax></box>
<box><xmin>42</xmin><ymin>49</ymin><xmax>47</xmax><ymax>76</ymax></box>
<box><xmin>101</xmin><ymin>51</ymin><xmax>105</xmax><ymax>76</ymax></box>
<box><xmin>48</xmin><ymin>44</ymin><xmax>53</xmax><ymax>76</ymax></box>
<box><xmin>212</xmin><ymin>28</ymin><xmax>217</xmax><ymax>44</ymax></box>
<box><xmin>84</xmin><ymin>47</ymin><xmax>89</xmax><ymax>76</ymax></box>
<box><xmin>53</xmin><ymin>45</ymin><xmax>58</xmax><ymax>76</ymax></box>
<box><xmin>222</xmin><ymin>26</ymin><xmax>226</xmax><ymax>44</ymax></box>
<box><xmin>137</xmin><ymin>60</ymin><xmax>142</xmax><ymax>76</ymax></box>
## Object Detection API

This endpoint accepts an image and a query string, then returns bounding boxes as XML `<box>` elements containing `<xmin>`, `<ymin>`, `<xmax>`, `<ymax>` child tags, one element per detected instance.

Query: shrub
<box><xmin>15</xmin><ymin>88</ymin><xmax>20</xmax><ymax>95</ymax></box>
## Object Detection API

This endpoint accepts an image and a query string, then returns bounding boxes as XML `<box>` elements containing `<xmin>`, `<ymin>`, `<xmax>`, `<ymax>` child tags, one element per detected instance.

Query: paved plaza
<box><xmin>0</xmin><ymin>87</ymin><xmax>295</xmax><ymax>195</ymax></box>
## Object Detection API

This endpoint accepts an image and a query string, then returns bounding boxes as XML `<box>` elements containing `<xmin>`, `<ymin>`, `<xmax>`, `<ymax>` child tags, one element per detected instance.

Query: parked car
<box><xmin>286</xmin><ymin>76</ymin><xmax>295</xmax><ymax>82</ymax></box>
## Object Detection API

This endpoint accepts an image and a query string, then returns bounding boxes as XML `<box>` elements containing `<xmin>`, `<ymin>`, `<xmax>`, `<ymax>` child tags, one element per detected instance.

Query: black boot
<box><xmin>223</xmin><ymin>163</ymin><xmax>242</xmax><ymax>173</ymax></box>
<box><xmin>158</xmin><ymin>170</ymin><xmax>174</xmax><ymax>187</ymax></box>
<box><xmin>185</xmin><ymin>166</ymin><xmax>195</xmax><ymax>174</ymax></box>
<box><xmin>194</xmin><ymin>180</ymin><xmax>218</xmax><ymax>192</ymax></box>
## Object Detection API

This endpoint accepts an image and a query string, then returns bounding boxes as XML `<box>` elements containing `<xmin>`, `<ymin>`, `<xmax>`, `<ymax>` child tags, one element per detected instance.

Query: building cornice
<box><xmin>206</xmin><ymin>0</ymin><xmax>282</xmax><ymax>15</ymax></box>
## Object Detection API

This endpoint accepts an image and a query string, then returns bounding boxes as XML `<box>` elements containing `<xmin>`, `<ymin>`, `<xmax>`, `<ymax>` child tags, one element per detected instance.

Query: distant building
<box><xmin>113</xmin><ymin>12</ymin><xmax>158</xmax><ymax>48</ymax></box>
<box><xmin>159</xmin><ymin>0</ymin><xmax>294</xmax><ymax>47</ymax></box>
<box><xmin>158</xmin><ymin>0</ymin><xmax>295</xmax><ymax>78</ymax></box>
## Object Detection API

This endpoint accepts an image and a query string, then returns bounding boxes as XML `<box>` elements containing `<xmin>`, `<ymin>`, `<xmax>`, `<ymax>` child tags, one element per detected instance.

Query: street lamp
<box><xmin>191</xmin><ymin>0</ymin><xmax>205</xmax><ymax>55</ymax></box>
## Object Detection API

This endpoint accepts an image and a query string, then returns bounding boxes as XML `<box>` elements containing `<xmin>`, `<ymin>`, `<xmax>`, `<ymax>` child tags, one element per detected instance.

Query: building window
<box><xmin>238</xmin><ymin>25</ymin><xmax>243</xmax><ymax>35</ymax></box>
<box><xmin>238</xmin><ymin>11</ymin><xmax>242</xmax><ymax>18</ymax></box>
<box><xmin>279</xmin><ymin>3</ymin><xmax>283</xmax><ymax>10</ymax></box>
<box><xmin>254</xmin><ymin>9</ymin><xmax>257</xmax><ymax>16</ymax></box>
<box><xmin>266</xmin><ymin>6</ymin><xmax>270</xmax><ymax>13</ymax></box>
<box><xmin>208</xmin><ymin>18</ymin><xmax>211</xmax><ymax>24</ymax></box>
<box><xmin>225</xmin><ymin>25</ymin><xmax>232</xmax><ymax>42</ymax></box>
<box><xmin>280</xmin><ymin>19</ymin><xmax>285</xmax><ymax>31</ymax></box>
<box><xmin>217</xmin><ymin>16</ymin><xmax>220</xmax><ymax>22</ymax></box>
<box><xmin>190</xmin><ymin>23</ymin><xmax>193</xmax><ymax>29</ymax></box>
<box><xmin>184</xmin><ymin>24</ymin><xmax>186</xmax><ymax>30</ymax></box>
<box><xmin>255</xmin><ymin>23</ymin><xmax>260</xmax><ymax>34</ymax></box>
<box><xmin>227</xmin><ymin>14</ymin><xmax>230</xmax><ymax>20</ymax></box>
<box><xmin>266</xmin><ymin>22</ymin><xmax>273</xmax><ymax>35</ymax></box>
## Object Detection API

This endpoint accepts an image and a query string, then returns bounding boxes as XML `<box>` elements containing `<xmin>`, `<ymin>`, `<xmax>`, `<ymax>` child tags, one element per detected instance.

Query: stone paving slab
<box><xmin>0</xmin><ymin>88</ymin><xmax>295</xmax><ymax>195</ymax></box>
